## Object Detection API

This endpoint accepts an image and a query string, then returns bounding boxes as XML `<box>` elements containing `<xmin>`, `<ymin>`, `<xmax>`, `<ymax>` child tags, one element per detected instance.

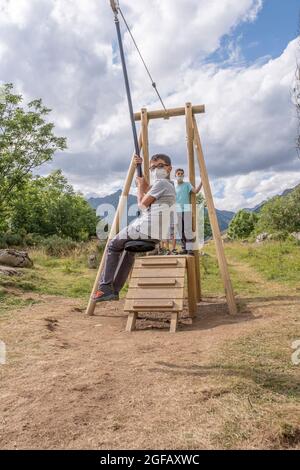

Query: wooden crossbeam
<box><xmin>134</xmin><ymin>104</ymin><xmax>205</xmax><ymax>122</ymax></box>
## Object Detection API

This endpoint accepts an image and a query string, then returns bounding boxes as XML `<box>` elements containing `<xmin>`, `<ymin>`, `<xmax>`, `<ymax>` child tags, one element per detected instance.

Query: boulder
<box><xmin>0</xmin><ymin>249</ymin><xmax>33</xmax><ymax>268</ymax></box>
<box><xmin>291</xmin><ymin>232</ymin><xmax>300</xmax><ymax>241</ymax></box>
<box><xmin>0</xmin><ymin>266</ymin><xmax>22</xmax><ymax>276</ymax></box>
<box><xmin>88</xmin><ymin>253</ymin><xmax>98</xmax><ymax>269</ymax></box>
<box><xmin>256</xmin><ymin>233</ymin><xmax>269</xmax><ymax>243</ymax></box>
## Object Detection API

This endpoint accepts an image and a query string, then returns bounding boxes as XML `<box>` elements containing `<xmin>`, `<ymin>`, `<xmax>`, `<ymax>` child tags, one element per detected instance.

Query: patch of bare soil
<box><xmin>0</xmin><ymin>290</ymin><xmax>299</xmax><ymax>450</ymax></box>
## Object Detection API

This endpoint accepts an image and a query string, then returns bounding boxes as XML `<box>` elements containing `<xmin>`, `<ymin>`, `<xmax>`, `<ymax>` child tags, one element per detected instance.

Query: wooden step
<box><xmin>132</xmin><ymin>268</ymin><xmax>185</xmax><ymax>278</ymax></box>
<box><xmin>124</xmin><ymin>299</ymin><xmax>183</xmax><ymax>312</ymax></box>
<box><xmin>134</xmin><ymin>258</ymin><xmax>186</xmax><ymax>269</ymax></box>
<box><xmin>124</xmin><ymin>255</ymin><xmax>187</xmax><ymax>331</ymax></box>
<box><xmin>137</xmin><ymin>279</ymin><xmax>176</xmax><ymax>287</ymax></box>
<box><xmin>130</xmin><ymin>278</ymin><xmax>183</xmax><ymax>288</ymax></box>
<box><xmin>126</xmin><ymin>288</ymin><xmax>183</xmax><ymax>299</ymax></box>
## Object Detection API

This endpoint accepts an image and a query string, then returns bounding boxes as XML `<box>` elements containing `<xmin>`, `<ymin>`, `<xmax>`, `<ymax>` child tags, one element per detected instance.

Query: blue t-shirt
<box><xmin>176</xmin><ymin>182</ymin><xmax>193</xmax><ymax>212</ymax></box>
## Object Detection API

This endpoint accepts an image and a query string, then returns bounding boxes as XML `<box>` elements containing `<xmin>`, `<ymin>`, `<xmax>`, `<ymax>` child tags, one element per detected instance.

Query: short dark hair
<box><xmin>150</xmin><ymin>154</ymin><xmax>172</xmax><ymax>166</ymax></box>
<box><xmin>175</xmin><ymin>168</ymin><xmax>184</xmax><ymax>175</ymax></box>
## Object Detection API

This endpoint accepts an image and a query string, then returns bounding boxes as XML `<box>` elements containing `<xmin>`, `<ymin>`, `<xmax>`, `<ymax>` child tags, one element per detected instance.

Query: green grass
<box><xmin>0</xmin><ymin>249</ymin><xmax>97</xmax><ymax>305</ymax></box>
<box><xmin>200</xmin><ymin>240</ymin><xmax>300</xmax><ymax>298</ymax></box>
<box><xmin>224</xmin><ymin>241</ymin><xmax>300</xmax><ymax>286</ymax></box>
<box><xmin>200</xmin><ymin>247</ymin><xmax>265</xmax><ymax>297</ymax></box>
<box><xmin>0</xmin><ymin>240</ymin><xmax>299</xmax><ymax>317</ymax></box>
<box><xmin>0</xmin><ymin>286</ymin><xmax>41</xmax><ymax>318</ymax></box>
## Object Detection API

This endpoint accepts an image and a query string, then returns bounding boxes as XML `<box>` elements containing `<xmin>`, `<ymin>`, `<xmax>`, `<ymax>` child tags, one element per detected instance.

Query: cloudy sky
<box><xmin>1</xmin><ymin>0</ymin><xmax>299</xmax><ymax>211</ymax></box>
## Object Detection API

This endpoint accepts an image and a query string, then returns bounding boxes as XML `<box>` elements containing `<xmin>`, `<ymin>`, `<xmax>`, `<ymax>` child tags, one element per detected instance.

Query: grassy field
<box><xmin>0</xmin><ymin>240</ymin><xmax>299</xmax><ymax>449</ymax></box>
<box><xmin>1</xmin><ymin>239</ymin><xmax>299</xmax><ymax>304</ymax></box>
<box><xmin>202</xmin><ymin>240</ymin><xmax>300</xmax><ymax>296</ymax></box>
<box><xmin>0</xmin><ymin>247</ymin><xmax>97</xmax><ymax>317</ymax></box>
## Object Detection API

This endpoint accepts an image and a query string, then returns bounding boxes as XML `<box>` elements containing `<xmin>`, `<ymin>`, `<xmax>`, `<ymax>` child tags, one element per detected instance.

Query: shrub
<box><xmin>256</xmin><ymin>186</ymin><xmax>300</xmax><ymax>235</ymax></box>
<box><xmin>42</xmin><ymin>235</ymin><xmax>78</xmax><ymax>257</ymax></box>
<box><xmin>0</xmin><ymin>231</ymin><xmax>26</xmax><ymax>248</ymax></box>
<box><xmin>227</xmin><ymin>210</ymin><xmax>259</xmax><ymax>240</ymax></box>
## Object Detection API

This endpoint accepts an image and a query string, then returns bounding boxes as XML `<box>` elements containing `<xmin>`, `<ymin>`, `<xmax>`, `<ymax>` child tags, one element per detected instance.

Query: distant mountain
<box><xmin>88</xmin><ymin>190</ymin><xmax>236</xmax><ymax>230</ymax></box>
<box><xmin>245</xmin><ymin>183</ymin><xmax>300</xmax><ymax>213</ymax></box>
<box><xmin>87</xmin><ymin>183</ymin><xmax>299</xmax><ymax>233</ymax></box>
<box><xmin>88</xmin><ymin>190</ymin><xmax>139</xmax><ymax>224</ymax></box>
<box><xmin>215</xmin><ymin>209</ymin><xmax>236</xmax><ymax>231</ymax></box>
<box><xmin>88</xmin><ymin>190</ymin><xmax>136</xmax><ymax>212</ymax></box>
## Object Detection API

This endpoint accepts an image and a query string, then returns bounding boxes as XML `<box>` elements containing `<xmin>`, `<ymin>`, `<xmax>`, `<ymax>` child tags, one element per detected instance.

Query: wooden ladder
<box><xmin>124</xmin><ymin>255</ymin><xmax>198</xmax><ymax>333</ymax></box>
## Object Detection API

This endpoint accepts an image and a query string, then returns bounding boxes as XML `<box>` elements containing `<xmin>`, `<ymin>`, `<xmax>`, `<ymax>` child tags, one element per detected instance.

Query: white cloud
<box><xmin>213</xmin><ymin>170</ymin><xmax>300</xmax><ymax>211</ymax></box>
<box><xmin>0</xmin><ymin>0</ymin><xmax>299</xmax><ymax>211</ymax></box>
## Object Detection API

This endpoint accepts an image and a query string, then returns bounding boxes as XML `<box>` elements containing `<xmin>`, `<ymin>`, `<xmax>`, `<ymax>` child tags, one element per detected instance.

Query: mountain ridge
<box><xmin>87</xmin><ymin>189</ymin><xmax>235</xmax><ymax>231</ymax></box>
<box><xmin>87</xmin><ymin>183</ymin><xmax>300</xmax><ymax>231</ymax></box>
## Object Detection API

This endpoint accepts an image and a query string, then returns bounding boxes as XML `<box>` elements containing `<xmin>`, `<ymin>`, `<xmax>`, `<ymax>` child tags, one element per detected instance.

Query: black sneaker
<box><xmin>93</xmin><ymin>290</ymin><xmax>119</xmax><ymax>303</ymax></box>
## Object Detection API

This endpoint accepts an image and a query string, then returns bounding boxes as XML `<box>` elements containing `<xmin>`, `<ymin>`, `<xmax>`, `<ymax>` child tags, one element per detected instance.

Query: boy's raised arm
<box><xmin>191</xmin><ymin>181</ymin><xmax>203</xmax><ymax>194</ymax></box>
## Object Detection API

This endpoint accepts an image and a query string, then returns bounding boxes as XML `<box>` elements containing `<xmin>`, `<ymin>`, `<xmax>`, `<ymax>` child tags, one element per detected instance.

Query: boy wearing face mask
<box><xmin>174</xmin><ymin>169</ymin><xmax>202</xmax><ymax>254</ymax></box>
<box><xmin>93</xmin><ymin>154</ymin><xmax>176</xmax><ymax>303</ymax></box>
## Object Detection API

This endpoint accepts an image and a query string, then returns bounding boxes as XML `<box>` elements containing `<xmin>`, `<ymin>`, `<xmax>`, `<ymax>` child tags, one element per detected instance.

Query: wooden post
<box><xmin>170</xmin><ymin>313</ymin><xmax>179</xmax><ymax>334</ymax></box>
<box><xmin>192</xmin><ymin>116</ymin><xmax>237</xmax><ymax>315</ymax></box>
<box><xmin>186</xmin><ymin>256</ymin><xmax>197</xmax><ymax>318</ymax></box>
<box><xmin>126</xmin><ymin>312</ymin><xmax>138</xmax><ymax>332</ymax></box>
<box><xmin>141</xmin><ymin>108</ymin><xmax>150</xmax><ymax>184</ymax></box>
<box><xmin>185</xmin><ymin>103</ymin><xmax>201</xmax><ymax>302</ymax></box>
<box><xmin>85</xmin><ymin>133</ymin><xmax>143</xmax><ymax>316</ymax></box>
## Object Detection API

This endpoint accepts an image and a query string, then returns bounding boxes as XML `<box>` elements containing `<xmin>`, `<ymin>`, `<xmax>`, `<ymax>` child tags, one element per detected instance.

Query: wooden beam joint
<box><xmin>134</xmin><ymin>104</ymin><xmax>205</xmax><ymax>122</ymax></box>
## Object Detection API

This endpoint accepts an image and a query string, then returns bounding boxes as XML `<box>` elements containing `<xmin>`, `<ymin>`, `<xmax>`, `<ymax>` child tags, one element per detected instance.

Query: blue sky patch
<box><xmin>207</xmin><ymin>0</ymin><xmax>299</xmax><ymax>67</ymax></box>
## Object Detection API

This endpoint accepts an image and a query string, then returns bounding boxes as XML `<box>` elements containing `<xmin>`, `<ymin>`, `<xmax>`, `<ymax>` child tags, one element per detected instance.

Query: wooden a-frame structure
<box><xmin>86</xmin><ymin>103</ymin><xmax>237</xmax><ymax>318</ymax></box>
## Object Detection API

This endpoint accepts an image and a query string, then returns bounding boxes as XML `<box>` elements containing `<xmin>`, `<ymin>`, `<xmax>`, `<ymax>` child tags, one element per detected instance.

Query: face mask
<box><xmin>151</xmin><ymin>168</ymin><xmax>168</xmax><ymax>182</ymax></box>
<box><xmin>176</xmin><ymin>176</ymin><xmax>184</xmax><ymax>183</ymax></box>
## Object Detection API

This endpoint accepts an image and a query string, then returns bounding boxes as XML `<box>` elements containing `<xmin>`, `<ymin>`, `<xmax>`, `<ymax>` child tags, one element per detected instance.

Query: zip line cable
<box><xmin>118</xmin><ymin>6</ymin><xmax>167</xmax><ymax>113</ymax></box>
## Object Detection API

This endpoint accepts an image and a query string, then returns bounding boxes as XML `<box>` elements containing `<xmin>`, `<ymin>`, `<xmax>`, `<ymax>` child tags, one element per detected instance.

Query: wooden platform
<box><xmin>124</xmin><ymin>255</ymin><xmax>197</xmax><ymax>333</ymax></box>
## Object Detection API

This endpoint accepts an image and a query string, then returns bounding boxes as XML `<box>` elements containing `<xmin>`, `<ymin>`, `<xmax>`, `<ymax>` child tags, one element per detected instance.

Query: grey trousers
<box><xmin>99</xmin><ymin>226</ymin><xmax>158</xmax><ymax>294</ymax></box>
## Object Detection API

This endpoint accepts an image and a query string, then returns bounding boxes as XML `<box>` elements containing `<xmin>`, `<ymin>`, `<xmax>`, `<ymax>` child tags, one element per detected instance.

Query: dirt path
<box><xmin>1</xmin><ymin>273</ymin><xmax>299</xmax><ymax>450</ymax></box>
<box><xmin>228</xmin><ymin>255</ymin><xmax>295</xmax><ymax>296</ymax></box>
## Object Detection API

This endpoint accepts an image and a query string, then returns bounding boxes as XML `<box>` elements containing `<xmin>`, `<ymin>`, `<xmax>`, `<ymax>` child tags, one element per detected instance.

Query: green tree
<box><xmin>256</xmin><ymin>186</ymin><xmax>300</xmax><ymax>235</ymax></box>
<box><xmin>10</xmin><ymin>171</ymin><xmax>98</xmax><ymax>241</ymax></box>
<box><xmin>227</xmin><ymin>210</ymin><xmax>258</xmax><ymax>240</ymax></box>
<box><xmin>0</xmin><ymin>83</ymin><xmax>67</xmax><ymax>217</ymax></box>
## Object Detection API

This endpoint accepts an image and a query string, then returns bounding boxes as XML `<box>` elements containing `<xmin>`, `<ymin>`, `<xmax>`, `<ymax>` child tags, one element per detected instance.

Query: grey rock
<box><xmin>88</xmin><ymin>254</ymin><xmax>98</xmax><ymax>269</ymax></box>
<box><xmin>291</xmin><ymin>232</ymin><xmax>300</xmax><ymax>241</ymax></box>
<box><xmin>256</xmin><ymin>233</ymin><xmax>269</xmax><ymax>243</ymax></box>
<box><xmin>0</xmin><ymin>265</ymin><xmax>22</xmax><ymax>276</ymax></box>
<box><xmin>0</xmin><ymin>249</ymin><xmax>33</xmax><ymax>268</ymax></box>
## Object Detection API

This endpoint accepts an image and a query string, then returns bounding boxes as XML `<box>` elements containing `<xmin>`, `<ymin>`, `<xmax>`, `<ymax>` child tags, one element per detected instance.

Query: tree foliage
<box><xmin>256</xmin><ymin>186</ymin><xmax>300</xmax><ymax>235</ymax></box>
<box><xmin>10</xmin><ymin>171</ymin><xmax>98</xmax><ymax>241</ymax></box>
<box><xmin>0</xmin><ymin>83</ymin><xmax>67</xmax><ymax>214</ymax></box>
<box><xmin>227</xmin><ymin>210</ymin><xmax>258</xmax><ymax>240</ymax></box>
